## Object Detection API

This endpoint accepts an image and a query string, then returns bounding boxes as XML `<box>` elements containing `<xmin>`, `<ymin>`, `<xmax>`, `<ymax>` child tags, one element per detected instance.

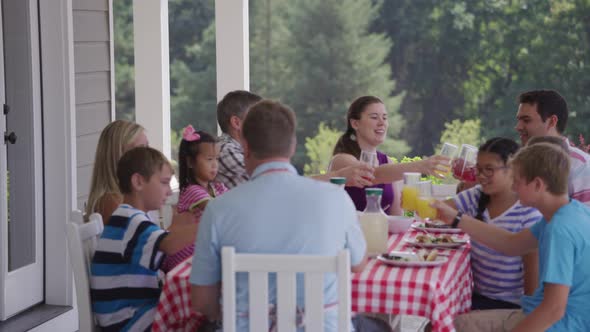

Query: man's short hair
<box><xmin>518</xmin><ymin>89</ymin><xmax>568</xmax><ymax>133</ymax></box>
<box><xmin>510</xmin><ymin>143</ymin><xmax>570</xmax><ymax>195</ymax></box>
<box><xmin>117</xmin><ymin>146</ymin><xmax>171</xmax><ymax>194</ymax></box>
<box><xmin>527</xmin><ymin>135</ymin><xmax>570</xmax><ymax>152</ymax></box>
<box><xmin>217</xmin><ymin>90</ymin><xmax>262</xmax><ymax>133</ymax></box>
<box><xmin>242</xmin><ymin>100</ymin><xmax>296</xmax><ymax>159</ymax></box>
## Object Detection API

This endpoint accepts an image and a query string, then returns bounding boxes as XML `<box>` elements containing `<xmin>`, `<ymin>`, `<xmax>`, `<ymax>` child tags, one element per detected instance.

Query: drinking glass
<box><xmin>452</xmin><ymin>144</ymin><xmax>478</xmax><ymax>182</ymax></box>
<box><xmin>440</xmin><ymin>142</ymin><xmax>458</xmax><ymax>158</ymax></box>
<box><xmin>437</xmin><ymin>142</ymin><xmax>458</xmax><ymax>178</ymax></box>
<box><xmin>360</xmin><ymin>150</ymin><xmax>378</xmax><ymax>167</ymax></box>
<box><xmin>401</xmin><ymin>172</ymin><xmax>421</xmax><ymax>211</ymax></box>
<box><xmin>416</xmin><ymin>181</ymin><xmax>437</xmax><ymax>220</ymax></box>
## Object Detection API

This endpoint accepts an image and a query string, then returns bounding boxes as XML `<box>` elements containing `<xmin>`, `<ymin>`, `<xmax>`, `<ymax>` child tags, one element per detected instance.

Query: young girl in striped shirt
<box><xmin>449</xmin><ymin>137</ymin><xmax>542</xmax><ymax>309</ymax></box>
<box><xmin>161</xmin><ymin>125</ymin><xmax>228</xmax><ymax>272</ymax></box>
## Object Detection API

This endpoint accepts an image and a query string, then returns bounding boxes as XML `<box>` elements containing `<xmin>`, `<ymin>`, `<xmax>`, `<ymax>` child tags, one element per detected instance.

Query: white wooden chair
<box><xmin>221</xmin><ymin>247</ymin><xmax>351</xmax><ymax>332</ymax></box>
<box><xmin>66</xmin><ymin>210</ymin><xmax>104</xmax><ymax>332</ymax></box>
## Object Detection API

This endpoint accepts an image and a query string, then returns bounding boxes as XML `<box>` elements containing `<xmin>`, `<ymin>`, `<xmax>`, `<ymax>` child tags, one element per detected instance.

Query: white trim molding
<box><xmin>38</xmin><ymin>0</ymin><xmax>77</xmax><ymax>308</ymax></box>
<box><xmin>215</xmin><ymin>0</ymin><xmax>250</xmax><ymax>103</ymax></box>
<box><xmin>133</xmin><ymin>0</ymin><xmax>171</xmax><ymax>159</ymax></box>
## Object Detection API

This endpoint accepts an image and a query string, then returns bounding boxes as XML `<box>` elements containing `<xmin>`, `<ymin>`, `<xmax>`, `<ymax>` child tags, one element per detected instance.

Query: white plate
<box><xmin>377</xmin><ymin>255</ymin><xmax>448</xmax><ymax>267</ymax></box>
<box><xmin>412</xmin><ymin>223</ymin><xmax>462</xmax><ymax>234</ymax></box>
<box><xmin>405</xmin><ymin>238</ymin><xmax>468</xmax><ymax>249</ymax></box>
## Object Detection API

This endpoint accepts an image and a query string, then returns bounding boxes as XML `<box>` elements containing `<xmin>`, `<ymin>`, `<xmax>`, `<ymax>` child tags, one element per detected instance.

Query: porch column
<box><xmin>132</xmin><ymin>0</ymin><xmax>171</xmax><ymax>158</ymax></box>
<box><xmin>215</xmin><ymin>0</ymin><xmax>249</xmax><ymax>104</ymax></box>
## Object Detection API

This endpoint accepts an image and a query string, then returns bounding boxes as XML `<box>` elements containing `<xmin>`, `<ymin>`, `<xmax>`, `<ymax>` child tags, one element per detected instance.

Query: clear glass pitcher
<box><xmin>360</xmin><ymin>188</ymin><xmax>388</xmax><ymax>256</ymax></box>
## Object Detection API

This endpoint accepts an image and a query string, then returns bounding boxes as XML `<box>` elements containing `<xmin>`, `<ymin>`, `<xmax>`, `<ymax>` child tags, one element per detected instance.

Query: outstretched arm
<box><xmin>330</xmin><ymin>153</ymin><xmax>450</xmax><ymax>184</ymax></box>
<box><xmin>431</xmin><ymin>200</ymin><xmax>538</xmax><ymax>256</ymax></box>
<box><xmin>311</xmin><ymin>162</ymin><xmax>374</xmax><ymax>187</ymax></box>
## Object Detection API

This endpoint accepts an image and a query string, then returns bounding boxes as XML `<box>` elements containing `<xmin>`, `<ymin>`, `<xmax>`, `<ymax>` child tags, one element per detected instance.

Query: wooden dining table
<box><xmin>152</xmin><ymin>224</ymin><xmax>472</xmax><ymax>332</ymax></box>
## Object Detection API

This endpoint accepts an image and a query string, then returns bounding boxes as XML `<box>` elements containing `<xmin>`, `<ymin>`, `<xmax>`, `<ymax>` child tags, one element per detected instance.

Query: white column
<box><xmin>39</xmin><ymin>0</ymin><xmax>76</xmax><ymax>307</ymax></box>
<box><xmin>215</xmin><ymin>0</ymin><xmax>250</xmax><ymax>103</ymax></box>
<box><xmin>133</xmin><ymin>0</ymin><xmax>171</xmax><ymax>158</ymax></box>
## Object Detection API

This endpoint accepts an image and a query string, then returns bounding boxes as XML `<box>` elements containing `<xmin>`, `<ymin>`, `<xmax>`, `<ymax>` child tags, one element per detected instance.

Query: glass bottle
<box><xmin>329</xmin><ymin>177</ymin><xmax>346</xmax><ymax>188</ymax></box>
<box><xmin>359</xmin><ymin>188</ymin><xmax>388</xmax><ymax>256</ymax></box>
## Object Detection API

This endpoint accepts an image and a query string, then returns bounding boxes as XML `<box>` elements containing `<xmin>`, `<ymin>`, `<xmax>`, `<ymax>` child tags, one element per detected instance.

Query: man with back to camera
<box><xmin>190</xmin><ymin>100</ymin><xmax>395</xmax><ymax>331</ymax></box>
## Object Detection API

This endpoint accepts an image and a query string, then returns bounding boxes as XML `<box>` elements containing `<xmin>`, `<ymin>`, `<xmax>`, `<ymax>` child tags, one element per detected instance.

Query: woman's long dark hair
<box><xmin>178</xmin><ymin>130</ymin><xmax>217</xmax><ymax>191</ymax></box>
<box><xmin>475</xmin><ymin>137</ymin><xmax>520</xmax><ymax>221</ymax></box>
<box><xmin>333</xmin><ymin>96</ymin><xmax>384</xmax><ymax>159</ymax></box>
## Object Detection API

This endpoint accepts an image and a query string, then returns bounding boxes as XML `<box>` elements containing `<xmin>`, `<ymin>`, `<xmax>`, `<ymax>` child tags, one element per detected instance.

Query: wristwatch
<box><xmin>451</xmin><ymin>211</ymin><xmax>464</xmax><ymax>228</ymax></box>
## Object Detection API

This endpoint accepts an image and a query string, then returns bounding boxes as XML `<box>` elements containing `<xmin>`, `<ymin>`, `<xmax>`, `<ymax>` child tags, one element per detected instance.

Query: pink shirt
<box><xmin>176</xmin><ymin>182</ymin><xmax>228</xmax><ymax>218</ymax></box>
<box><xmin>161</xmin><ymin>182</ymin><xmax>228</xmax><ymax>273</ymax></box>
<box><xmin>566</xmin><ymin>139</ymin><xmax>590</xmax><ymax>206</ymax></box>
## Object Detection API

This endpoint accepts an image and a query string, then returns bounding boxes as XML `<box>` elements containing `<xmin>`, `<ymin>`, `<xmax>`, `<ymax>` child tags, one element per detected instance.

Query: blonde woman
<box><xmin>85</xmin><ymin>120</ymin><xmax>148</xmax><ymax>223</ymax></box>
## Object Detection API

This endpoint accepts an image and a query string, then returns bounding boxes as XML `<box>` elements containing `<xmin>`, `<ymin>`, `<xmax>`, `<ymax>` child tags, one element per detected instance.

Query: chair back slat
<box><xmin>304</xmin><ymin>272</ymin><xmax>325</xmax><ymax>331</ymax></box>
<box><xmin>337</xmin><ymin>250</ymin><xmax>352</xmax><ymax>332</ymax></box>
<box><xmin>248</xmin><ymin>271</ymin><xmax>269</xmax><ymax>331</ymax></box>
<box><xmin>222</xmin><ymin>247</ymin><xmax>237</xmax><ymax>332</ymax></box>
<box><xmin>222</xmin><ymin>247</ymin><xmax>351</xmax><ymax>331</ymax></box>
<box><xmin>66</xmin><ymin>211</ymin><xmax>103</xmax><ymax>332</ymax></box>
<box><xmin>276</xmin><ymin>271</ymin><xmax>297</xmax><ymax>332</ymax></box>
<box><xmin>235</xmin><ymin>255</ymin><xmax>337</xmax><ymax>273</ymax></box>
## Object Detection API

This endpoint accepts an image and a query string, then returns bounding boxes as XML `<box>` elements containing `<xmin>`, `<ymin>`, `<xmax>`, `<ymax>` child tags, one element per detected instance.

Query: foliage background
<box><xmin>114</xmin><ymin>0</ymin><xmax>590</xmax><ymax>171</ymax></box>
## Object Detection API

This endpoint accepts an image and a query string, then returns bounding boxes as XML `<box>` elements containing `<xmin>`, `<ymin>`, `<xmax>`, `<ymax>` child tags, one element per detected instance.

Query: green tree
<box><xmin>113</xmin><ymin>0</ymin><xmax>135</xmax><ymax>120</ymax></box>
<box><xmin>249</xmin><ymin>0</ymin><xmax>291</xmax><ymax>99</ymax></box>
<box><xmin>374</xmin><ymin>0</ymin><xmax>486</xmax><ymax>156</ymax></box>
<box><xmin>252</xmin><ymin>0</ymin><xmax>409</xmax><ymax>167</ymax></box>
<box><xmin>303</xmin><ymin>123</ymin><xmax>342</xmax><ymax>175</ymax></box>
<box><xmin>170</xmin><ymin>22</ymin><xmax>218</xmax><ymax>135</ymax></box>
<box><xmin>438</xmin><ymin>119</ymin><xmax>482</xmax><ymax>151</ymax></box>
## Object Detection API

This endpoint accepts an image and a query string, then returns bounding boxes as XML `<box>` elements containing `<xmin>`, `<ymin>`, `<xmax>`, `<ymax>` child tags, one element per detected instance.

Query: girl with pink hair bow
<box><xmin>161</xmin><ymin>125</ymin><xmax>228</xmax><ymax>272</ymax></box>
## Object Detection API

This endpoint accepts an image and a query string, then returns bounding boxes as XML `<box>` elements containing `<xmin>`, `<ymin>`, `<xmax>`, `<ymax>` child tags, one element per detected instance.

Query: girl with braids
<box><xmin>448</xmin><ymin>137</ymin><xmax>542</xmax><ymax>310</ymax></box>
<box><xmin>160</xmin><ymin>125</ymin><xmax>228</xmax><ymax>272</ymax></box>
<box><xmin>329</xmin><ymin>95</ymin><xmax>448</xmax><ymax>215</ymax></box>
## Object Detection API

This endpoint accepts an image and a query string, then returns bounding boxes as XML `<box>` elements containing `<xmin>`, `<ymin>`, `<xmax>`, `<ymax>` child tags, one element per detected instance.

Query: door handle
<box><xmin>4</xmin><ymin>132</ymin><xmax>16</xmax><ymax>144</ymax></box>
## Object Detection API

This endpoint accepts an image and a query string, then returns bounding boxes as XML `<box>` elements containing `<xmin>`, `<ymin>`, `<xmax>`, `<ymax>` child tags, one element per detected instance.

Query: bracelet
<box><xmin>451</xmin><ymin>211</ymin><xmax>464</xmax><ymax>228</ymax></box>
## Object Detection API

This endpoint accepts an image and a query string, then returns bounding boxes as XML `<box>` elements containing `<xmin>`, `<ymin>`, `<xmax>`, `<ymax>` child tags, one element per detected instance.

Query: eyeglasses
<box><xmin>475</xmin><ymin>165</ymin><xmax>509</xmax><ymax>178</ymax></box>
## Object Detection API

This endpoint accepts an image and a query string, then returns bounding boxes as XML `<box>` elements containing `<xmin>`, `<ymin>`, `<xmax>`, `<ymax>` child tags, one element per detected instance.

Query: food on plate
<box><xmin>415</xmin><ymin>234</ymin><xmax>456</xmax><ymax>244</ymax></box>
<box><xmin>423</xmin><ymin>221</ymin><xmax>453</xmax><ymax>229</ymax></box>
<box><xmin>381</xmin><ymin>253</ymin><xmax>411</xmax><ymax>262</ymax></box>
<box><xmin>416</xmin><ymin>249</ymin><xmax>438</xmax><ymax>262</ymax></box>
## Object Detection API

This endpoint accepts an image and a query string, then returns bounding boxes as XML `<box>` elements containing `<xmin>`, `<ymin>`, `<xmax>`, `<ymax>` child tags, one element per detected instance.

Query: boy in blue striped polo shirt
<box><xmin>90</xmin><ymin>147</ymin><xmax>197</xmax><ymax>332</ymax></box>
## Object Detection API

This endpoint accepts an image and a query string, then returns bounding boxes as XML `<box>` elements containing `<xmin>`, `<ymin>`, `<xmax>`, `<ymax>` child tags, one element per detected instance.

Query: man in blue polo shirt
<box><xmin>190</xmin><ymin>100</ymin><xmax>368</xmax><ymax>331</ymax></box>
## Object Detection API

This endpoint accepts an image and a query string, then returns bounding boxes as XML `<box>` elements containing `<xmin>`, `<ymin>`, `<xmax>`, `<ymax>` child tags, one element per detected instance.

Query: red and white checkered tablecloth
<box><xmin>352</xmin><ymin>228</ymin><xmax>472</xmax><ymax>332</ymax></box>
<box><xmin>152</xmin><ymin>258</ymin><xmax>205</xmax><ymax>332</ymax></box>
<box><xmin>154</xmin><ymin>228</ymin><xmax>472</xmax><ymax>332</ymax></box>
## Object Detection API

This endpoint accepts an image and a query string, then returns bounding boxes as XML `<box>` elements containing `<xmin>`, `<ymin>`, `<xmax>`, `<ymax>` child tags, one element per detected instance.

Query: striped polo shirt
<box><xmin>566</xmin><ymin>139</ymin><xmax>590</xmax><ymax>206</ymax></box>
<box><xmin>455</xmin><ymin>186</ymin><xmax>542</xmax><ymax>304</ymax></box>
<box><xmin>90</xmin><ymin>204</ymin><xmax>168</xmax><ymax>332</ymax></box>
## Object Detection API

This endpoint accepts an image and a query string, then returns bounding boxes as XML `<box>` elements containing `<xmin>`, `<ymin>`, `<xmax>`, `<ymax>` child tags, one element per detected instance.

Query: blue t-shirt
<box><xmin>521</xmin><ymin>200</ymin><xmax>590</xmax><ymax>331</ymax></box>
<box><xmin>190</xmin><ymin>162</ymin><xmax>366</xmax><ymax>332</ymax></box>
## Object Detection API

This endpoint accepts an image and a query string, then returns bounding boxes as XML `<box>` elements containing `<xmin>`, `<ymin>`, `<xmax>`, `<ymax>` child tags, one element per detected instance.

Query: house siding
<box><xmin>72</xmin><ymin>0</ymin><xmax>113</xmax><ymax>210</ymax></box>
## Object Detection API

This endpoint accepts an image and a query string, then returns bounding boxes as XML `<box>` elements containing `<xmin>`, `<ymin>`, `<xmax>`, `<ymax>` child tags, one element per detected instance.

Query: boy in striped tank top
<box><xmin>450</xmin><ymin>138</ymin><xmax>542</xmax><ymax>310</ymax></box>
